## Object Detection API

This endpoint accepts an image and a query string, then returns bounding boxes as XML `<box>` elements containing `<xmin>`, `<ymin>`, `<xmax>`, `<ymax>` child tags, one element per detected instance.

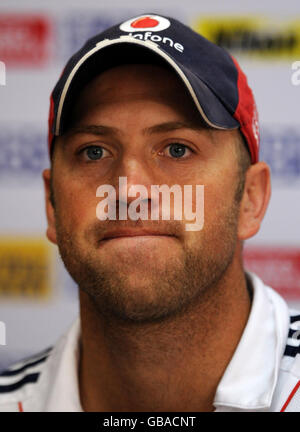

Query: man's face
<box><xmin>47</xmin><ymin>64</ymin><xmax>243</xmax><ymax>322</ymax></box>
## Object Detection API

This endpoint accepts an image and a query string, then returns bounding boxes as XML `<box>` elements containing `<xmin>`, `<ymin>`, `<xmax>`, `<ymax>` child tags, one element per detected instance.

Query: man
<box><xmin>0</xmin><ymin>13</ymin><xmax>299</xmax><ymax>412</ymax></box>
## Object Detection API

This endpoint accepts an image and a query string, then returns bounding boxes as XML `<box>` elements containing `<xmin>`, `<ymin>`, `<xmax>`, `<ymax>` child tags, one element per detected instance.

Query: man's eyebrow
<box><xmin>65</xmin><ymin>125</ymin><xmax>120</xmax><ymax>137</ymax></box>
<box><xmin>143</xmin><ymin>121</ymin><xmax>207</xmax><ymax>135</ymax></box>
<box><xmin>63</xmin><ymin>121</ymin><xmax>207</xmax><ymax>140</ymax></box>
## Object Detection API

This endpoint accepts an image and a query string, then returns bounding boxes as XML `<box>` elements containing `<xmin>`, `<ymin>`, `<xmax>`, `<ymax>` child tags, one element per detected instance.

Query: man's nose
<box><xmin>113</xmin><ymin>157</ymin><xmax>155</xmax><ymax>205</ymax></box>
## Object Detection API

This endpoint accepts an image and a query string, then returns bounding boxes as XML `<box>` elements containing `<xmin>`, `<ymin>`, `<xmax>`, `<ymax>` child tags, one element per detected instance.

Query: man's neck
<box><xmin>78</xmin><ymin>262</ymin><xmax>251</xmax><ymax>412</ymax></box>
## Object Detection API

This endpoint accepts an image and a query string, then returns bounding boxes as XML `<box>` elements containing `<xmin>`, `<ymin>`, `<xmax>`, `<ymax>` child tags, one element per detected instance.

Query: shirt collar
<box><xmin>213</xmin><ymin>271</ymin><xmax>290</xmax><ymax>411</ymax></box>
<box><xmin>41</xmin><ymin>318</ymin><xmax>83</xmax><ymax>412</ymax></box>
<box><xmin>40</xmin><ymin>272</ymin><xmax>290</xmax><ymax>412</ymax></box>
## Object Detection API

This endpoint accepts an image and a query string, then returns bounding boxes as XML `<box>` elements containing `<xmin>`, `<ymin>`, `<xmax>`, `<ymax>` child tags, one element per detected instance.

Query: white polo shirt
<box><xmin>0</xmin><ymin>272</ymin><xmax>300</xmax><ymax>412</ymax></box>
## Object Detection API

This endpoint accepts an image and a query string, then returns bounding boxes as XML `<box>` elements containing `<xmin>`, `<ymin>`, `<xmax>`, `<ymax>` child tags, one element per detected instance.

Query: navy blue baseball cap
<box><xmin>48</xmin><ymin>13</ymin><xmax>259</xmax><ymax>163</ymax></box>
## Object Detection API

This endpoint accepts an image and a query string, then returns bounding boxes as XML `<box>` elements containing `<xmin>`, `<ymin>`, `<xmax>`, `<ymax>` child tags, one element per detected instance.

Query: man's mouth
<box><xmin>101</xmin><ymin>228</ymin><xmax>175</xmax><ymax>241</ymax></box>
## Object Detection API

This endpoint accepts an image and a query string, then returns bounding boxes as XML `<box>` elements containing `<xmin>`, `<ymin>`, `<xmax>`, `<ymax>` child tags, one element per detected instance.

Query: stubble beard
<box><xmin>54</xmin><ymin>201</ymin><xmax>240</xmax><ymax>324</ymax></box>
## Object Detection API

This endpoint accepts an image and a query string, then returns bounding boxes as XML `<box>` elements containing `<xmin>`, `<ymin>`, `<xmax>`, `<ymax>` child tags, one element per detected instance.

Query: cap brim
<box><xmin>56</xmin><ymin>37</ymin><xmax>239</xmax><ymax>135</ymax></box>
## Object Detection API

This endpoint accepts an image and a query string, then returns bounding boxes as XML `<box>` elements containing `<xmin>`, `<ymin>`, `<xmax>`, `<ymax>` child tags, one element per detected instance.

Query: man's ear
<box><xmin>238</xmin><ymin>161</ymin><xmax>271</xmax><ymax>240</ymax></box>
<box><xmin>43</xmin><ymin>168</ymin><xmax>57</xmax><ymax>245</ymax></box>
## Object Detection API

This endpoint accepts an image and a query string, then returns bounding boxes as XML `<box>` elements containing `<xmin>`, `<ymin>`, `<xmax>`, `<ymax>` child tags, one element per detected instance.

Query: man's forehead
<box><xmin>67</xmin><ymin>63</ymin><xmax>203</xmax><ymax>128</ymax></box>
<box><xmin>77</xmin><ymin>63</ymin><xmax>191</xmax><ymax>100</ymax></box>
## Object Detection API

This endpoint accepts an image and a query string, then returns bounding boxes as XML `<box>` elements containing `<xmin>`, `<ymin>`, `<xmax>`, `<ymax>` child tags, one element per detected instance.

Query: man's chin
<box><xmin>78</xmin><ymin>262</ymin><xmax>198</xmax><ymax>324</ymax></box>
<box><xmin>93</xmin><ymin>237</ymin><xmax>184</xmax><ymax>277</ymax></box>
<box><xmin>97</xmin><ymin>234</ymin><xmax>181</xmax><ymax>263</ymax></box>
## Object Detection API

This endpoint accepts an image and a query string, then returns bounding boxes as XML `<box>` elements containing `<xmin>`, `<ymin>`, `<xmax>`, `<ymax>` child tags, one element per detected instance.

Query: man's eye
<box><xmin>81</xmin><ymin>145</ymin><xmax>109</xmax><ymax>161</ymax></box>
<box><xmin>165</xmin><ymin>143</ymin><xmax>192</xmax><ymax>159</ymax></box>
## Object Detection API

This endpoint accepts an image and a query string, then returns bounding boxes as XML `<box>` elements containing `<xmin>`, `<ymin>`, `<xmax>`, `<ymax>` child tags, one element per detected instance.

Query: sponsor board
<box><xmin>0</xmin><ymin>15</ymin><xmax>52</xmax><ymax>67</ymax></box>
<box><xmin>193</xmin><ymin>16</ymin><xmax>300</xmax><ymax>59</ymax></box>
<box><xmin>244</xmin><ymin>247</ymin><xmax>300</xmax><ymax>299</ymax></box>
<box><xmin>0</xmin><ymin>237</ymin><xmax>52</xmax><ymax>299</ymax></box>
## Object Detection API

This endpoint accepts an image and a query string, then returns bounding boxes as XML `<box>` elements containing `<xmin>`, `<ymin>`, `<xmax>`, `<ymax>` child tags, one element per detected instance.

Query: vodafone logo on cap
<box><xmin>120</xmin><ymin>15</ymin><xmax>171</xmax><ymax>33</ymax></box>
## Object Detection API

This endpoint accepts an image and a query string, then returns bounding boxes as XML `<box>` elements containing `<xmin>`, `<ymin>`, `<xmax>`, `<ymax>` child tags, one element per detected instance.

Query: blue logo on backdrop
<box><xmin>0</xmin><ymin>127</ymin><xmax>48</xmax><ymax>180</ymax></box>
<box><xmin>260</xmin><ymin>127</ymin><xmax>300</xmax><ymax>180</ymax></box>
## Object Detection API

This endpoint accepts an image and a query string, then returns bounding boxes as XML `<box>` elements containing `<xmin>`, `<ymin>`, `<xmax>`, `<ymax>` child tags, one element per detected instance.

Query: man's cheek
<box><xmin>56</xmin><ymin>187</ymin><xmax>98</xmax><ymax>228</ymax></box>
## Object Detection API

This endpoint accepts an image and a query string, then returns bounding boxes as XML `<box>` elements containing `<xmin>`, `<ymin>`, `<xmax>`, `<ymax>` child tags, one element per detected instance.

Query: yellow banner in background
<box><xmin>0</xmin><ymin>237</ymin><xmax>52</xmax><ymax>299</ymax></box>
<box><xmin>193</xmin><ymin>16</ymin><xmax>300</xmax><ymax>59</ymax></box>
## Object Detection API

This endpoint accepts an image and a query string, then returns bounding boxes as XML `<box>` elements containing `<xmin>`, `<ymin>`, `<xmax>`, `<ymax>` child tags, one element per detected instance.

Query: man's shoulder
<box><xmin>0</xmin><ymin>318</ymin><xmax>81</xmax><ymax>412</ymax></box>
<box><xmin>0</xmin><ymin>346</ymin><xmax>53</xmax><ymax>412</ymax></box>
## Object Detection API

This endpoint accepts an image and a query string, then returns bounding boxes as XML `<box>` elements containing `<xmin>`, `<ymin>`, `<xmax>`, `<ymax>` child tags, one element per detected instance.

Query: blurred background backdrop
<box><xmin>0</xmin><ymin>0</ymin><xmax>300</xmax><ymax>371</ymax></box>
